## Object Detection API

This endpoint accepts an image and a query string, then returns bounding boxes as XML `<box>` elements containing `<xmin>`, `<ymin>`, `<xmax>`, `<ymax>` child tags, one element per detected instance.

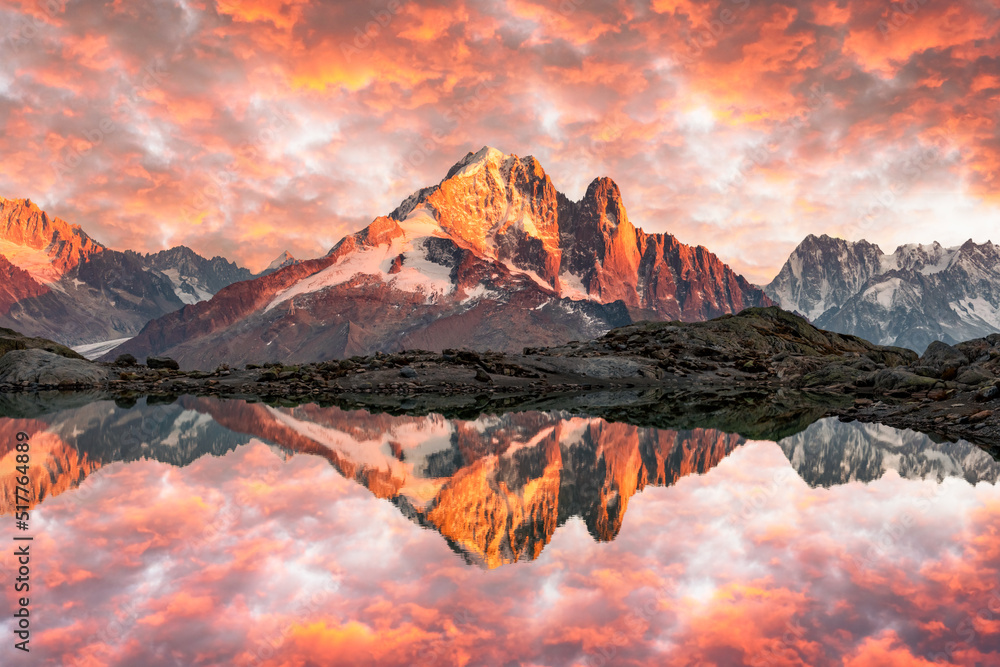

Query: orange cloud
<box><xmin>1</xmin><ymin>0</ymin><xmax>998</xmax><ymax>282</ymax></box>
<box><xmin>218</xmin><ymin>0</ymin><xmax>310</xmax><ymax>30</ymax></box>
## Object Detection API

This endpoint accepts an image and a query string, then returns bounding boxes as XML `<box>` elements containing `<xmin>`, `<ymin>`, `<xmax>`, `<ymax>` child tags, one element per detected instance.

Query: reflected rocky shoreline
<box><xmin>3</xmin><ymin>308</ymin><xmax>999</xmax><ymax>452</ymax></box>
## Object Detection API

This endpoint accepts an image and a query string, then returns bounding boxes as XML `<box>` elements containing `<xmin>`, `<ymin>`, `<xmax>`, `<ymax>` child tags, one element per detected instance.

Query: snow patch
<box><xmin>160</xmin><ymin>411</ymin><xmax>214</xmax><ymax>448</ymax></box>
<box><xmin>451</xmin><ymin>147</ymin><xmax>509</xmax><ymax>178</ymax></box>
<box><xmin>461</xmin><ymin>284</ymin><xmax>495</xmax><ymax>304</ymax></box>
<box><xmin>502</xmin><ymin>261</ymin><xmax>552</xmax><ymax>291</ymax></box>
<box><xmin>518</xmin><ymin>215</ymin><xmax>540</xmax><ymax>238</ymax></box>
<box><xmin>559</xmin><ymin>271</ymin><xmax>595</xmax><ymax>301</ymax></box>
<box><xmin>862</xmin><ymin>278</ymin><xmax>903</xmax><ymax>309</ymax></box>
<box><xmin>266</xmin><ymin>246</ymin><xmax>389</xmax><ymax>311</ymax></box>
<box><xmin>267</xmin><ymin>245</ymin><xmax>390</xmax><ymax>310</ymax></box>
<box><xmin>390</xmin><ymin>244</ymin><xmax>455</xmax><ymax>299</ymax></box>
<box><xmin>501</xmin><ymin>426</ymin><xmax>557</xmax><ymax>458</ymax></box>
<box><xmin>159</xmin><ymin>268</ymin><xmax>214</xmax><ymax>305</ymax></box>
<box><xmin>555</xmin><ymin>418</ymin><xmax>596</xmax><ymax>449</ymax></box>
<box><xmin>399</xmin><ymin>205</ymin><xmax>447</xmax><ymax>238</ymax></box>
<box><xmin>468</xmin><ymin>414</ymin><xmax>503</xmax><ymax>434</ymax></box>
<box><xmin>71</xmin><ymin>337</ymin><xmax>132</xmax><ymax>360</ymax></box>
<box><xmin>951</xmin><ymin>297</ymin><xmax>1000</xmax><ymax>330</ymax></box>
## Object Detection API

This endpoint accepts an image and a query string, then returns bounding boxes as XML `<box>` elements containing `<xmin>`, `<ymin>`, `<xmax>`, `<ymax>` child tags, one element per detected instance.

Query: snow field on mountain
<box><xmin>952</xmin><ymin>297</ymin><xmax>1000</xmax><ymax>329</ymax></box>
<box><xmin>266</xmin><ymin>233</ymin><xmax>457</xmax><ymax>312</ymax></box>
<box><xmin>0</xmin><ymin>238</ymin><xmax>65</xmax><ymax>283</ymax></box>
<box><xmin>160</xmin><ymin>268</ymin><xmax>215</xmax><ymax>305</ymax></box>
<box><xmin>71</xmin><ymin>337</ymin><xmax>132</xmax><ymax>360</ymax></box>
<box><xmin>881</xmin><ymin>242</ymin><xmax>957</xmax><ymax>275</ymax></box>
<box><xmin>862</xmin><ymin>277</ymin><xmax>906</xmax><ymax>308</ymax></box>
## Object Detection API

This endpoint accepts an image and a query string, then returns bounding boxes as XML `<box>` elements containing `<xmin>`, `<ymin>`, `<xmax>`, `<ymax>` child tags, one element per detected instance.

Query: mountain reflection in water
<box><xmin>1</xmin><ymin>396</ymin><xmax>998</xmax><ymax>666</ymax></box>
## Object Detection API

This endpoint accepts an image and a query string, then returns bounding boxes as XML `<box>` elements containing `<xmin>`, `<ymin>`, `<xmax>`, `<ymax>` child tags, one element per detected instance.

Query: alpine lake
<box><xmin>1</xmin><ymin>391</ymin><xmax>999</xmax><ymax>666</ymax></box>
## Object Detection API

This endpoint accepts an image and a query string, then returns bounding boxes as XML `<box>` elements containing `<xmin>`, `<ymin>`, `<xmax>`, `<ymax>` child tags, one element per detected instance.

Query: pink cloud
<box><xmin>0</xmin><ymin>0</ymin><xmax>996</xmax><ymax>280</ymax></box>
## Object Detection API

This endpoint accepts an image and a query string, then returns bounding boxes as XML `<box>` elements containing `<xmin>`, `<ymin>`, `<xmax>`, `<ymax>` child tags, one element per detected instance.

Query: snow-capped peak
<box><xmin>764</xmin><ymin>235</ymin><xmax>884</xmax><ymax>321</ymax></box>
<box><xmin>448</xmin><ymin>146</ymin><xmax>515</xmax><ymax>179</ymax></box>
<box><xmin>768</xmin><ymin>234</ymin><xmax>1000</xmax><ymax>352</ymax></box>
<box><xmin>266</xmin><ymin>250</ymin><xmax>297</xmax><ymax>271</ymax></box>
<box><xmin>882</xmin><ymin>241</ymin><xmax>957</xmax><ymax>275</ymax></box>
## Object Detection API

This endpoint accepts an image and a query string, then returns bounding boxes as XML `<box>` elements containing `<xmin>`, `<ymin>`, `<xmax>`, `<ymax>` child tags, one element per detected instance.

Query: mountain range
<box><xmin>0</xmin><ymin>197</ymin><xmax>290</xmax><ymax>356</ymax></box>
<box><xmin>5</xmin><ymin>150</ymin><xmax>997</xmax><ymax>365</ymax></box>
<box><xmin>765</xmin><ymin>234</ymin><xmax>1000</xmax><ymax>352</ymax></box>
<box><xmin>107</xmin><ymin>147</ymin><xmax>771</xmax><ymax>367</ymax></box>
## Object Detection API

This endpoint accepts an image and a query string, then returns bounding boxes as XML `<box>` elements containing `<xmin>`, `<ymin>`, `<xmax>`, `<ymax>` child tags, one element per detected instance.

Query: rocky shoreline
<box><xmin>1</xmin><ymin>308</ymin><xmax>997</xmax><ymax>448</ymax></box>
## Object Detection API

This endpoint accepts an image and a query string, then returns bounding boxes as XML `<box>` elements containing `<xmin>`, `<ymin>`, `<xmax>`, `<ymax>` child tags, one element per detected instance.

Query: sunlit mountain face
<box><xmin>2</xmin><ymin>398</ymin><xmax>999</xmax><ymax>665</ymax></box>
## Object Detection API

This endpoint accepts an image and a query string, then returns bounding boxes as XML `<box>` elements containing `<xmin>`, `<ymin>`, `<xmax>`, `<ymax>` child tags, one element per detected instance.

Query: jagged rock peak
<box><xmin>584</xmin><ymin>175</ymin><xmax>623</xmax><ymax>200</ymax></box>
<box><xmin>765</xmin><ymin>235</ymin><xmax>886</xmax><ymax>321</ymax></box>
<box><xmin>0</xmin><ymin>197</ymin><xmax>105</xmax><ymax>283</ymax></box>
<box><xmin>577</xmin><ymin>176</ymin><xmax>630</xmax><ymax>231</ymax></box>
<box><xmin>391</xmin><ymin>146</ymin><xmax>549</xmax><ymax>223</ymax></box>
<box><xmin>0</xmin><ymin>196</ymin><xmax>100</xmax><ymax>246</ymax></box>
<box><xmin>378</xmin><ymin>148</ymin><xmax>767</xmax><ymax>319</ymax></box>
<box><xmin>443</xmin><ymin>146</ymin><xmax>546</xmax><ymax>181</ymax></box>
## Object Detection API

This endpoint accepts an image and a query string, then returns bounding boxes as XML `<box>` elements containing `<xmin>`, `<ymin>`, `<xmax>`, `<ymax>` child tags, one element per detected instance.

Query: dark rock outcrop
<box><xmin>146</xmin><ymin>356</ymin><xmax>180</xmax><ymax>370</ymax></box>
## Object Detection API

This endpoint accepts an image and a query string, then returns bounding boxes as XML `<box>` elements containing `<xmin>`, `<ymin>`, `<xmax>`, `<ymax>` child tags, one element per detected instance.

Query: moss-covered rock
<box><xmin>0</xmin><ymin>328</ymin><xmax>85</xmax><ymax>361</ymax></box>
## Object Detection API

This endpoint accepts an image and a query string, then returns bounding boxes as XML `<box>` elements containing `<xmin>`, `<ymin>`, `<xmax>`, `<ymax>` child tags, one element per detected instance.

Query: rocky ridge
<box><xmin>0</xmin><ymin>309</ymin><xmax>907</xmax><ymax>435</ymax></box>
<box><xmin>0</xmin><ymin>327</ymin><xmax>84</xmax><ymax>361</ymax></box>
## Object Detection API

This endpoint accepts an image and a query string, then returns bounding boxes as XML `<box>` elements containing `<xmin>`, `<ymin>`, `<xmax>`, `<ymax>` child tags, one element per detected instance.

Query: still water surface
<box><xmin>1</xmin><ymin>396</ymin><xmax>999</xmax><ymax>666</ymax></box>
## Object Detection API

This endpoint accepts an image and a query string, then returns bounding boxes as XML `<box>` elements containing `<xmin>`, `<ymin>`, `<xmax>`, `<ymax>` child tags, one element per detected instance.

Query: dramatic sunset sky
<box><xmin>1</xmin><ymin>0</ymin><xmax>998</xmax><ymax>282</ymax></box>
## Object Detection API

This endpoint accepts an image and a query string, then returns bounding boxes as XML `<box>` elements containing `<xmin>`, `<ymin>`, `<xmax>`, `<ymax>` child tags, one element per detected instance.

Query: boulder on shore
<box><xmin>0</xmin><ymin>349</ymin><xmax>109</xmax><ymax>386</ymax></box>
<box><xmin>113</xmin><ymin>353</ymin><xmax>138</xmax><ymax>367</ymax></box>
<box><xmin>147</xmin><ymin>356</ymin><xmax>180</xmax><ymax>370</ymax></box>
